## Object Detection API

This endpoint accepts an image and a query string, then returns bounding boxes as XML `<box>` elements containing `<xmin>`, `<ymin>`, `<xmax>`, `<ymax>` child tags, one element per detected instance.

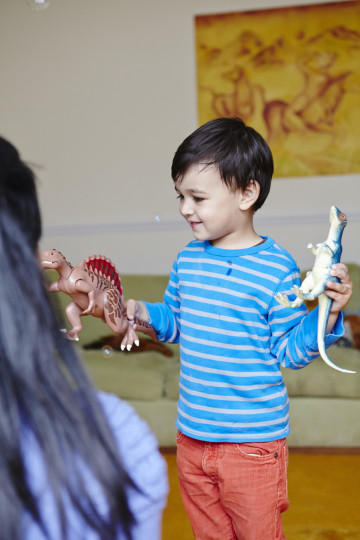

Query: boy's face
<box><xmin>174</xmin><ymin>164</ymin><xmax>247</xmax><ymax>248</ymax></box>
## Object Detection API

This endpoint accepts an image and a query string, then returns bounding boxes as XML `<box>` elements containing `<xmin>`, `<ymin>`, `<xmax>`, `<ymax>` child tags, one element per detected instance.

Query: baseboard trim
<box><xmin>160</xmin><ymin>446</ymin><xmax>177</xmax><ymax>454</ymax></box>
<box><xmin>160</xmin><ymin>446</ymin><xmax>360</xmax><ymax>455</ymax></box>
<box><xmin>288</xmin><ymin>446</ymin><xmax>360</xmax><ymax>454</ymax></box>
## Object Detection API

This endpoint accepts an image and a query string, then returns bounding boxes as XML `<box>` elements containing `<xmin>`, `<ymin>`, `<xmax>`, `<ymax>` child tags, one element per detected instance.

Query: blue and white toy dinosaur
<box><xmin>275</xmin><ymin>205</ymin><xmax>354</xmax><ymax>374</ymax></box>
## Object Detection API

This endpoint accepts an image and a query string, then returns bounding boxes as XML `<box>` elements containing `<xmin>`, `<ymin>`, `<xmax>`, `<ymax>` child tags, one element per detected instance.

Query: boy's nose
<box><xmin>180</xmin><ymin>198</ymin><xmax>194</xmax><ymax>217</ymax></box>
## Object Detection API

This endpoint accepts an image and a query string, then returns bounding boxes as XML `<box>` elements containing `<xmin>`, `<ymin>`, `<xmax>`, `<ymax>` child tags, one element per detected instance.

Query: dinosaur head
<box><xmin>40</xmin><ymin>249</ymin><xmax>72</xmax><ymax>270</ymax></box>
<box><xmin>330</xmin><ymin>205</ymin><xmax>347</xmax><ymax>229</ymax></box>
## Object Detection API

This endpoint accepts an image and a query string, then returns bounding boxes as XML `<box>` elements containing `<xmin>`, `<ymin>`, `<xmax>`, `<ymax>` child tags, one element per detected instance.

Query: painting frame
<box><xmin>195</xmin><ymin>0</ymin><xmax>360</xmax><ymax>177</ymax></box>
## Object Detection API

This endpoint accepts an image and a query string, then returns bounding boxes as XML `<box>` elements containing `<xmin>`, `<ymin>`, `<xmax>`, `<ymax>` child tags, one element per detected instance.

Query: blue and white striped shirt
<box><xmin>145</xmin><ymin>237</ymin><xmax>343</xmax><ymax>443</ymax></box>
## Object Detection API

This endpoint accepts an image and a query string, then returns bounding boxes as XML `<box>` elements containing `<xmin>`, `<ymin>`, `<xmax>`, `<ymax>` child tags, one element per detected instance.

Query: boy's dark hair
<box><xmin>171</xmin><ymin>117</ymin><xmax>274</xmax><ymax>211</ymax></box>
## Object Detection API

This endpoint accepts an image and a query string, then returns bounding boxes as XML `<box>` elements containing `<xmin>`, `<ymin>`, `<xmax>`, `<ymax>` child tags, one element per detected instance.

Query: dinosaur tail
<box><xmin>317</xmin><ymin>295</ymin><xmax>356</xmax><ymax>374</ymax></box>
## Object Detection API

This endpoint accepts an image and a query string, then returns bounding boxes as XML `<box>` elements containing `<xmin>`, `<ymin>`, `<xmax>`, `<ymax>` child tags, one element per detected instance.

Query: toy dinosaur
<box><xmin>275</xmin><ymin>206</ymin><xmax>354</xmax><ymax>374</ymax></box>
<box><xmin>40</xmin><ymin>249</ymin><xmax>157</xmax><ymax>346</ymax></box>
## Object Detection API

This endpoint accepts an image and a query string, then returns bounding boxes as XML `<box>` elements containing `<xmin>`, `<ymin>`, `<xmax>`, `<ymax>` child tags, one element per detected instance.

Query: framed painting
<box><xmin>195</xmin><ymin>1</ymin><xmax>360</xmax><ymax>177</ymax></box>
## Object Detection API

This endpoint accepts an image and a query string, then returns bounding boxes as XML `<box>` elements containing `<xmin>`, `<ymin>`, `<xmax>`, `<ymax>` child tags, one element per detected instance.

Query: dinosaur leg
<box><xmin>120</xmin><ymin>320</ymin><xmax>141</xmax><ymax>351</ymax></box>
<box><xmin>103</xmin><ymin>290</ymin><xmax>128</xmax><ymax>335</ymax></box>
<box><xmin>275</xmin><ymin>293</ymin><xmax>304</xmax><ymax>308</ymax></box>
<box><xmin>276</xmin><ymin>273</ymin><xmax>315</xmax><ymax>308</ymax></box>
<box><xmin>103</xmin><ymin>291</ymin><xmax>144</xmax><ymax>350</ymax></box>
<box><xmin>307</xmin><ymin>243</ymin><xmax>317</xmax><ymax>256</ymax></box>
<box><xmin>64</xmin><ymin>302</ymin><xmax>84</xmax><ymax>341</ymax></box>
<box><xmin>103</xmin><ymin>291</ymin><xmax>158</xmax><ymax>350</ymax></box>
<box><xmin>292</xmin><ymin>273</ymin><xmax>315</xmax><ymax>300</ymax></box>
<box><xmin>120</xmin><ymin>317</ymin><xmax>158</xmax><ymax>350</ymax></box>
<box><xmin>295</xmin><ymin>280</ymin><xmax>326</xmax><ymax>301</ymax></box>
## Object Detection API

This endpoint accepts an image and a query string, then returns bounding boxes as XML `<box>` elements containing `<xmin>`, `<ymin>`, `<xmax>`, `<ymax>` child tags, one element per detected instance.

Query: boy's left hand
<box><xmin>325</xmin><ymin>263</ymin><xmax>353</xmax><ymax>333</ymax></box>
<box><xmin>326</xmin><ymin>263</ymin><xmax>353</xmax><ymax>313</ymax></box>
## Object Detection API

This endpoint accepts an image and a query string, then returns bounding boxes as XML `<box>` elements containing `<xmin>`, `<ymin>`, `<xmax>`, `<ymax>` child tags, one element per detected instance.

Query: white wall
<box><xmin>0</xmin><ymin>0</ymin><xmax>358</xmax><ymax>275</ymax></box>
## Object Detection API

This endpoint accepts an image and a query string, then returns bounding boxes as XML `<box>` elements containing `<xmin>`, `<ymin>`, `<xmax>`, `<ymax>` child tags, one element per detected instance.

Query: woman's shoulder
<box><xmin>97</xmin><ymin>391</ymin><xmax>168</xmax><ymax>498</ymax></box>
<box><xmin>97</xmin><ymin>392</ymin><xmax>160</xmax><ymax>456</ymax></box>
<box><xmin>22</xmin><ymin>392</ymin><xmax>168</xmax><ymax>540</ymax></box>
<box><xmin>97</xmin><ymin>391</ymin><xmax>155</xmax><ymax>449</ymax></box>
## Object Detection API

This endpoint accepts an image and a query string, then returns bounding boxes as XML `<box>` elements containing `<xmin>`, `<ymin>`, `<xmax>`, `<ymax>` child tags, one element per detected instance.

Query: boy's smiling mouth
<box><xmin>189</xmin><ymin>220</ymin><xmax>202</xmax><ymax>228</ymax></box>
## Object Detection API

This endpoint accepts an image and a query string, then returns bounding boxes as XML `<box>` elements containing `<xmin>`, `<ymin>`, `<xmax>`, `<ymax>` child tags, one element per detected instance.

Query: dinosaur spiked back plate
<box><xmin>84</xmin><ymin>255</ymin><xmax>122</xmax><ymax>295</ymax></box>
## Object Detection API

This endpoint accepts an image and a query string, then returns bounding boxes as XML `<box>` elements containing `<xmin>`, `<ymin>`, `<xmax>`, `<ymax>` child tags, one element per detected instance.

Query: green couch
<box><xmin>51</xmin><ymin>266</ymin><xmax>360</xmax><ymax>448</ymax></box>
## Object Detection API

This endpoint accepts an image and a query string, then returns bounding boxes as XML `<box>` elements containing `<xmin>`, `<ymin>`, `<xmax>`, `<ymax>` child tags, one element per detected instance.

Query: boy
<box><xmin>125</xmin><ymin>118</ymin><xmax>353</xmax><ymax>539</ymax></box>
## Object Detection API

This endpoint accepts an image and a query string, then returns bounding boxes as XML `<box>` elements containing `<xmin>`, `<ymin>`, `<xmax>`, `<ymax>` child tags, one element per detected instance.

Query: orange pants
<box><xmin>176</xmin><ymin>432</ymin><xmax>289</xmax><ymax>540</ymax></box>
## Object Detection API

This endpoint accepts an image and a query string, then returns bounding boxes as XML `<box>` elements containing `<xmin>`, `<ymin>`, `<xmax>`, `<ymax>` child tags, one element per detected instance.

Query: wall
<box><xmin>0</xmin><ymin>0</ymin><xmax>358</xmax><ymax>275</ymax></box>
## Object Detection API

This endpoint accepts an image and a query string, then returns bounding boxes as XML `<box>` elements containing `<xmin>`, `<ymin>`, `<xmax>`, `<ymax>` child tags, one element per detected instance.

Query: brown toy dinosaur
<box><xmin>40</xmin><ymin>249</ymin><xmax>157</xmax><ymax>346</ymax></box>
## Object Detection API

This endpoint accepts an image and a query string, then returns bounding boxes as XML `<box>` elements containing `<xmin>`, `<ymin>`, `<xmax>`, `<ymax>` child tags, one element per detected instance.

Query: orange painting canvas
<box><xmin>196</xmin><ymin>1</ymin><xmax>360</xmax><ymax>177</ymax></box>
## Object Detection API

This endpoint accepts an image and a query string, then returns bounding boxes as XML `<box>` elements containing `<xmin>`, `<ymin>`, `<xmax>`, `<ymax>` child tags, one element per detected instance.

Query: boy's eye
<box><xmin>175</xmin><ymin>194</ymin><xmax>204</xmax><ymax>202</ymax></box>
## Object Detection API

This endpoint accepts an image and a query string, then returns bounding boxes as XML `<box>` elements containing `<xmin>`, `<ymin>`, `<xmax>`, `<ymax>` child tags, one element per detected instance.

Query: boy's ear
<box><xmin>238</xmin><ymin>180</ymin><xmax>260</xmax><ymax>211</ymax></box>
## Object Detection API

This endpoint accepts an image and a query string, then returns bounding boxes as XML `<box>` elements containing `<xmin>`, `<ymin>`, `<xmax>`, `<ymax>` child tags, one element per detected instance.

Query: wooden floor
<box><xmin>161</xmin><ymin>448</ymin><xmax>360</xmax><ymax>540</ymax></box>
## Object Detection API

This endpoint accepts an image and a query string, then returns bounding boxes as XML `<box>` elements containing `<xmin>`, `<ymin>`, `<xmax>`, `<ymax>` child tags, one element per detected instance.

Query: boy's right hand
<box><xmin>125</xmin><ymin>299</ymin><xmax>150</xmax><ymax>323</ymax></box>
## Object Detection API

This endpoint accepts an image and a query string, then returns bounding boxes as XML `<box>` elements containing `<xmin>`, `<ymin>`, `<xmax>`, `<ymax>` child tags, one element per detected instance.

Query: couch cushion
<box><xmin>120</xmin><ymin>275</ymin><xmax>168</xmax><ymax>303</ymax></box>
<box><xmin>344</xmin><ymin>263</ymin><xmax>360</xmax><ymax>314</ymax></box>
<box><xmin>282</xmin><ymin>346</ymin><xmax>360</xmax><ymax>398</ymax></box>
<box><xmin>286</xmin><ymin>397</ymin><xmax>360</xmax><ymax>447</ymax></box>
<box><xmin>81</xmin><ymin>350</ymin><xmax>168</xmax><ymax>401</ymax></box>
<box><xmin>164</xmin><ymin>358</ymin><xmax>180</xmax><ymax>400</ymax></box>
<box><xmin>130</xmin><ymin>399</ymin><xmax>178</xmax><ymax>447</ymax></box>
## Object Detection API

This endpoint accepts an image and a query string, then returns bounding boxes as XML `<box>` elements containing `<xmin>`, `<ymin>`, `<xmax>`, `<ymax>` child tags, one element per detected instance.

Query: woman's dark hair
<box><xmin>171</xmin><ymin>117</ymin><xmax>274</xmax><ymax>211</ymax></box>
<box><xmin>0</xmin><ymin>136</ymin><xmax>134</xmax><ymax>539</ymax></box>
